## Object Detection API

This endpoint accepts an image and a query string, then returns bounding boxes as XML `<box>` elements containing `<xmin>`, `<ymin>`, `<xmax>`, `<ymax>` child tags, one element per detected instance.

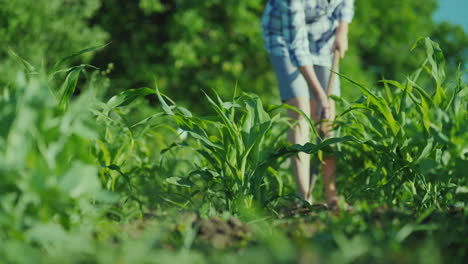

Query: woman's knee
<box><xmin>285</xmin><ymin>97</ymin><xmax>311</xmax><ymax>139</ymax></box>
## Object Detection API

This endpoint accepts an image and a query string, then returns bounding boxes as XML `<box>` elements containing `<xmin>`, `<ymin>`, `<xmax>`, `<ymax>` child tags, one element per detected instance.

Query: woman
<box><xmin>261</xmin><ymin>0</ymin><xmax>354</xmax><ymax>206</ymax></box>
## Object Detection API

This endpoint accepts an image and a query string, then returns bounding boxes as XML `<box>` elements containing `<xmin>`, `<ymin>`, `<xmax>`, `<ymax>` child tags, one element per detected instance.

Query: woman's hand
<box><xmin>316</xmin><ymin>91</ymin><xmax>331</xmax><ymax>121</ymax></box>
<box><xmin>332</xmin><ymin>21</ymin><xmax>349</xmax><ymax>59</ymax></box>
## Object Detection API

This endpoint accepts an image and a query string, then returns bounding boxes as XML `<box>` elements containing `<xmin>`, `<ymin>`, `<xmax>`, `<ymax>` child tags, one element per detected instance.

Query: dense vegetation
<box><xmin>0</xmin><ymin>0</ymin><xmax>467</xmax><ymax>263</ymax></box>
<box><xmin>2</xmin><ymin>0</ymin><xmax>467</xmax><ymax>107</ymax></box>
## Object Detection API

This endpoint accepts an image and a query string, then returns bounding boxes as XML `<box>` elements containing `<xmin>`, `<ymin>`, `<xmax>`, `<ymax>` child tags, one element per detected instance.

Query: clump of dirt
<box><xmin>278</xmin><ymin>202</ymin><xmax>329</xmax><ymax>218</ymax></box>
<box><xmin>195</xmin><ymin>216</ymin><xmax>251</xmax><ymax>249</ymax></box>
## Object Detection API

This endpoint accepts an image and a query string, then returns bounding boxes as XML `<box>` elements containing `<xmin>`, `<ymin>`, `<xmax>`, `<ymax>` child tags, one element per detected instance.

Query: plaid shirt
<box><xmin>261</xmin><ymin>0</ymin><xmax>354</xmax><ymax>67</ymax></box>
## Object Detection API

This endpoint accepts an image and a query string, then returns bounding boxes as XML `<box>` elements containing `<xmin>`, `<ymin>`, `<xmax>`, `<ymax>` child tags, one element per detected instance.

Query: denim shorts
<box><xmin>269</xmin><ymin>54</ymin><xmax>340</xmax><ymax>102</ymax></box>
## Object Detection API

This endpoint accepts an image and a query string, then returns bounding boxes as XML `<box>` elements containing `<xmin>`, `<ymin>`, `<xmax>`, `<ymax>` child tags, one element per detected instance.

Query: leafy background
<box><xmin>0</xmin><ymin>0</ymin><xmax>467</xmax><ymax>263</ymax></box>
<box><xmin>2</xmin><ymin>0</ymin><xmax>467</xmax><ymax>108</ymax></box>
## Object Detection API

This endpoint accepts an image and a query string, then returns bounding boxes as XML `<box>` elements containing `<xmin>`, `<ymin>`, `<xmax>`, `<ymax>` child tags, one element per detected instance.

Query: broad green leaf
<box><xmin>197</xmin><ymin>150</ymin><xmax>221</xmax><ymax>169</ymax></box>
<box><xmin>379</xmin><ymin>79</ymin><xmax>405</xmax><ymax>91</ymax></box>
<box><xmin>155</xmin><ymin>85</ymin><xmax>175</xmax><ymax>115</ymax></box>
<box><xmin>58</xmin><ymin>65</ymin><xmax>86</xmax><ymax>108</ymax></box>
<box><xmin>278</xmin><ymin>136</ymin><xmax>359</xmax><ymax>156</ymax></box>
<box><xmin>203</xmin><ymin>90</ymin><xmax>240</xmax><ymax>147</ymax></box>
<box><xmin>433</xmin><ymin>83</ymin><xmax>447</xmax><ymax>106</ymax></box>
<box><xmin>176</xmin><ymin>106</ymin><xmax>193</xmax><ymax>118</ymax></box>
<box><xmin>336</xmin><ymin>72</ymin><xmax>379</xmax><ymax>101</ymax></box>
<box><xmin>339</xmin><ymin>72</ymin><xmax>400</xmax><ymax>135</ymax></box>
<box><xmin>166</xmin><ymin>177</ymin><xmax>194</xmax><ymax>188</ymax></box>
<box><xmin>8</xmin><ymin>48</ymin><xmax>37</xmax><ymax>73</ymax></box>
<box><xmin>407</xmin><ymin>78</ymin><xmax>434</xmax><ymax>107</ymax></box>
<box><xmin>50</xmin><ymin>42</ymin><xmax>111</xmax><ymax>76</ymax></box>
<box><xmin>186</xmin><ymin>125</ymin><xmax>223</xmax><ymax>150</ymax></box>
<box><xmin>107</xmin><ymin>87</ymin><xmax>156</xmax><ymax>109</ymax></box>
<box><xmin>241</xmin><ymin>93</ymin><xmax>271</xmax><ymax>150</ymax></box>
<box><xmin>131</xmin><ymin>112</ymin><xmax>165</xmax><ymax>128</ymax></box>
<box><xmin>424</xmin><ymin>37</ymin><xmax>446</xmax><ymax>86</ymax></box>
<box><xmin>49</xmin><ymin>64</ymin><xmax>98</xmax><ymax>81</ymax></box>
<box><xmin>418</xmin><ymin>100</ymin><xmax>431</xmax><ymax>133</ymax></box>
<box><xmin>375</xmin><ymin>99</ymin><xmax>400</xmax><ymax>136</ymax></box>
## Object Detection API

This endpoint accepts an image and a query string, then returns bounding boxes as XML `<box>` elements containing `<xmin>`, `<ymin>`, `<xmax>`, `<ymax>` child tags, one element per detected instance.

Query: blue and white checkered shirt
<box><xmin>261</xmin><ymin>0</ymin><xmax>354</xmax><ymax>67</ymax></box>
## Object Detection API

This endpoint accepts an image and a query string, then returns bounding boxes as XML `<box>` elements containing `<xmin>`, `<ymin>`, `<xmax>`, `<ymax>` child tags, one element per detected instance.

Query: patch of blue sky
<box><xmin>433</xmin><ymin>0</ymin><xmax>468</xmax><ymax>31</ymax></box>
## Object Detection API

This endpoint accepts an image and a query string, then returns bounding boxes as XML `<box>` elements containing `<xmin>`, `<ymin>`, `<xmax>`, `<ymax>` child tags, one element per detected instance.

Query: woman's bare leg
<box><xmin>285</xmin><ymin>97</ymin><xmax>311</xmax><ymax>203</ymax></box>
<box><xmin>323</xmin><ymin>156</ymin><xmax>338</xmax><ymax>205</ymax></box>
<box><xmin>310</xmin><ymin>99</ymin><xmax>338</xmax><ymax>206</ymax></box>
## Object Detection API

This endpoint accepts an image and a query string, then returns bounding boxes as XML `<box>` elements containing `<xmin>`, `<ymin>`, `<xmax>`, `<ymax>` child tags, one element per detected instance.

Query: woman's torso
<box><xmin>304</xmin><ymin>0</ymin><xmax>342</xmax><ymax>23</ymax></box>
<box><xmin>261</xmin><ymin>0</ymin><xmax>343</xmax><ymax>37</ymax></box>
<box><xmin>261</xmin><ymin>0</ymin><xmax>345</xmax><ymax>65</ymax></box>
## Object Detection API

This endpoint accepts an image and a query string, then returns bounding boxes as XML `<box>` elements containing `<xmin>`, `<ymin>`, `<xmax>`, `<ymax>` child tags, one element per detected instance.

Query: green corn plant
<box><xmin>153</xmin><ymin>87</ymin><xmax>354</xmax><ymax>211</ymax></box>
<box><xmin>90</xmin><ymin>87</ymin><xmax>197</xmax><ymax>213</ymax></box>
<box><xmin>334</xmin><ymin>37</ymin><xmax>467</xmax><ymax>210</ymax></box>
<box><xmin>152</xmin><ymin>89</ymin><xmax>283</xmax><ymax>210</ymax></box>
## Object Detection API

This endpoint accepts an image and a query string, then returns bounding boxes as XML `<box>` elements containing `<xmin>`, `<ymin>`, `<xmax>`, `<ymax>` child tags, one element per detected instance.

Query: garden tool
<box><xmin>308</xmin><ymin>49</ymin><xmax>340</xmax><ymax>204</ymax></box>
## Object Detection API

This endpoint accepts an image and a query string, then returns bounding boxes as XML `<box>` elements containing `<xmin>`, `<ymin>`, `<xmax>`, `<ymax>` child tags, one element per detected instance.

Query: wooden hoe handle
<box><xmin>326</xmin><ymin>50</ymin><xmax>341</xmax><ymax>96</ymax></box>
